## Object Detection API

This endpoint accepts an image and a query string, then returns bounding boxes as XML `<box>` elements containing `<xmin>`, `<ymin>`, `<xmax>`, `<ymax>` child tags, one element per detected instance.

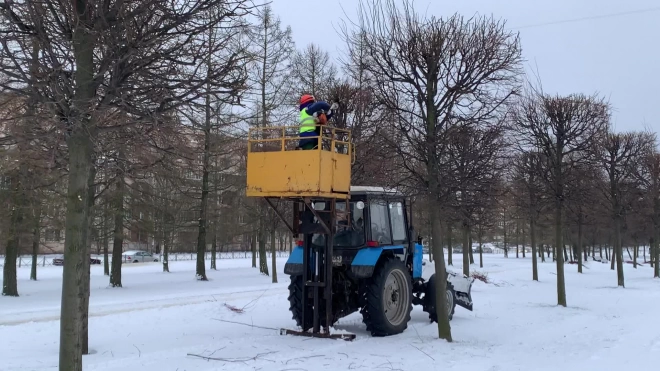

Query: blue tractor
<box><xmin>281</xmin><ymin>186</ymin><xmax>475</xmax><ymax>339</ymax></box>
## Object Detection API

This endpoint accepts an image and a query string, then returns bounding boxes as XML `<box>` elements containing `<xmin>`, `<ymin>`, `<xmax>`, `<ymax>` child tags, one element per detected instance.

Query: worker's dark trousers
<box><xmin>298</xmin><ymin>129</ymin><xmax>319</xmax><ymax>150</ymax></box>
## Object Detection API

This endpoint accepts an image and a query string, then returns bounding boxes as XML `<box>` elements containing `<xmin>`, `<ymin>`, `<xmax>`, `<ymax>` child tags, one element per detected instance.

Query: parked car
<box><xmin>123</xmin><ymin>250</ymin><xmax>159</xmax><ymax>263</ymax></box>
<box><xmin>52</xmin><ymin>255</ymin><xmax>102</xmax><ymax>266</ymax></box>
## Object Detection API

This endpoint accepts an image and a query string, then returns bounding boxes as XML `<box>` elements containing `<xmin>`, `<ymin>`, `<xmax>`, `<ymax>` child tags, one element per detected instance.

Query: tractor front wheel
<box><xmin>424</xmin><ymin>273</ymin><xmax>456</xmax><ymax>322</ymax></box>
<box><xmin>360</xmin><ymin>257</ymin><xmax>413</xmax><ymax>336</ymax></box>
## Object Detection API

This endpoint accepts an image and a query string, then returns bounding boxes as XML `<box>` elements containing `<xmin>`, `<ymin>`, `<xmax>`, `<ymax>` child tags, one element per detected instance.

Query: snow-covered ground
<box><xmin>1</xmin><ymin>254</ymin><xmax>659</xmax><ymax>371</ymax></box>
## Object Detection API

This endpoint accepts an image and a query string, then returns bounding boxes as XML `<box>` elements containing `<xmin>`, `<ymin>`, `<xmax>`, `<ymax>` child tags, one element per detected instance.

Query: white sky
<box><xmin>269</xmin><ymin>0</ymin><xmax>659</xmax><ymax>134</ymax></box>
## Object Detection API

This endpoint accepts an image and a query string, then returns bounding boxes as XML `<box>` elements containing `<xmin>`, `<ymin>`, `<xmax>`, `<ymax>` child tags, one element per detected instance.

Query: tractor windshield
<box><xmin>311</xmin><ymin>201</ymin><xmax>365</xmax><ymax>248</ymax></box>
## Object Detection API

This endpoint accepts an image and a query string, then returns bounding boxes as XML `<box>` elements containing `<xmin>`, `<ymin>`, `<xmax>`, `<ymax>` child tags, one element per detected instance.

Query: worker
<box><xmin>297</xmin><ymin>94</ymin><xmax>338</xmax><ymax>150</ymax></box>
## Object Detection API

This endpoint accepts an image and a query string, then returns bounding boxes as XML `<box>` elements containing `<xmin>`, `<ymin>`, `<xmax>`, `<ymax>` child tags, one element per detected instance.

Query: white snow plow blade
<box><xmin>447</xmin><ymin>271</ymin><xmax>474</xmax><ymax>311</ymax></box>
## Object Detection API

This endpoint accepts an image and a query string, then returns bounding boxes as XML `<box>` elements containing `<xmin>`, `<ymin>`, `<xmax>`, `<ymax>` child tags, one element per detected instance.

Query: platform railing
<box><xmin>248</xmin><ymin>125</ymin><xmax>353</xmax><ymax>161</ymax></box>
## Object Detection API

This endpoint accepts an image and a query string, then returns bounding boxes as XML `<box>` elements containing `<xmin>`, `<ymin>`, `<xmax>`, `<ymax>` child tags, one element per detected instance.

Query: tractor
<box><xmin>245</xmin><ymin>123</ymin><xmax>474</xmax><ymax>340</ymax></box>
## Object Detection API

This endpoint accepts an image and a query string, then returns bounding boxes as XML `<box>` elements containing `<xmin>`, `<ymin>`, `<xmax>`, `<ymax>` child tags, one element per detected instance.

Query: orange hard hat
<box><xmin>300</xmin><ymin>94</ymin><xmax>315</xmax><ymax>105</ymax></box>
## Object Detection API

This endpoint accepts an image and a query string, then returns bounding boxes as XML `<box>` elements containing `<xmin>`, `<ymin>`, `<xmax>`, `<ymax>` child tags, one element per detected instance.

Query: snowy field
<box><xmin>1</xmin><ymin>254</ymin><xmax>659</xmax><ymax>371</ymax></box>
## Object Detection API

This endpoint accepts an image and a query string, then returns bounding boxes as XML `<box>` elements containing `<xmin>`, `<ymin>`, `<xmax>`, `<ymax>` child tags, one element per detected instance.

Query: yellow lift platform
<box><xmin>245</xmin><ymin>124</ymin><xmax>356</xmax><ymax>341</ymax></box>
<box><xmin>246</xmin><ymin>125</ymin><xmax>353</xmax><ymax>199</ymax></box>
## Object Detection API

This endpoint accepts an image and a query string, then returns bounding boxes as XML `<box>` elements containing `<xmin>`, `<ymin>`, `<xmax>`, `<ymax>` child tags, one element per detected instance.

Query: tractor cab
<box><xmin>295</xmin><ymin>187</ymin><xmax>420</xmax><ymax>280</ymax></box>
<box><xmin>304</xmin><ymin>187</ymin><xmax>409</xmax><ymax>248</ymax></box>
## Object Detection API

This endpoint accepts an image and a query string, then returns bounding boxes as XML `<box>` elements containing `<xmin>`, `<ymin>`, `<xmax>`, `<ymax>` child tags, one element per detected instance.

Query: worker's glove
<box><xmin>330</xmin><ymin>102</ymin><xmax>339</xmax><ymax>111</ymax></box>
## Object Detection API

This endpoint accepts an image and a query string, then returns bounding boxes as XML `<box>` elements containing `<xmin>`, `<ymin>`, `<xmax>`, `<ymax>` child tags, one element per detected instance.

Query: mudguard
<box><xmin>447</xmin><ymin>271</ymin><xmax>474</xmax><ymax>311</ymax></box>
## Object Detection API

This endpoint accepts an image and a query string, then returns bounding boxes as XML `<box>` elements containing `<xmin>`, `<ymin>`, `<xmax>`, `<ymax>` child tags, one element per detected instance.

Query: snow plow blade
<box><xmin>280</xmin><ymin>328</ymin><xmax>356</xmax><ymax>341</ymax></box>
<box><xmin>447</xmin><ymin>271</ymin><xmax>475</xmax><ymax>311</ymax></box>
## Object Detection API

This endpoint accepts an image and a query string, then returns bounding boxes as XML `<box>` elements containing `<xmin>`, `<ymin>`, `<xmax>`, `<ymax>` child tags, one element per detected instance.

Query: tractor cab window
<box><xmin>311</xmin><ymin>201</ymin><xmax>366</xmax><ymax>248</ymax></box>
<box><xmin>369</xmin><ymin>200</ymin><xmax>392</xmax><ymax>245</ymax></box>
<box><xmin>388</xmin><ymin>201</ymin><xmax>407</xmax><ymax>243</ymax></box>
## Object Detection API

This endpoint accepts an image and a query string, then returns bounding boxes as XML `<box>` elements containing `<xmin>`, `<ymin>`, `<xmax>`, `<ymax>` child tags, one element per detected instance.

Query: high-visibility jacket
<box><xmin>299</xmin><ymin>109</ymin><xmax>317</xmax><ymax>133</ymax></box>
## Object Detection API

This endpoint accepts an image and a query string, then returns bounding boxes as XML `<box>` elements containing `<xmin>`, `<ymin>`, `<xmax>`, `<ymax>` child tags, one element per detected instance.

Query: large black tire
<box><xmin>287</xmin><ymin>275</ymin><xmax>331</xmax><ymax>331</ymax></box>
<box><xmin>424</xmin><ymin>273</ymin><xmax>456</xmax><ymax>322</ymax></box>
<box><xmin>360</xmin><ymin>257</ymin><xmax>413</xmax><ymax>336</ymax></box>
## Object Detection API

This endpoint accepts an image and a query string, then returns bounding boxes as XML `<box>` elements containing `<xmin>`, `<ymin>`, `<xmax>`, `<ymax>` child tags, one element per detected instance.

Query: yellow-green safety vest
<box><xmin>299</xmin><ymin>109</ymin><xmax>316</xmax><ymax>133</ymax></box>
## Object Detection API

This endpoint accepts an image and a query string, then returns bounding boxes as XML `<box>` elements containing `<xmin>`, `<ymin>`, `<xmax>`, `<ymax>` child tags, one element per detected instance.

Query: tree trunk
<box><xmin>515</xmin><ymin>222</ymin><xmax>519</xmax><ymax>258</ymax></box>
<box><xmin>259</xmin><ymin>218</ymin><xmax>269</xmax><ymax>275</ymax></box>
<box><xmin>478</xmin><ymin>229</ymin><xmax>484</xmax><ymax>269</ymax></box>
<box><xmin>520</xmin><ymin>228</ymin><xmax>525</xmax><ymax>259</ymax></box>
<box><xmin>584</xmin><ymin>241</ymin><xmax>589</xmax><ymax>262</ymax></box>
<box><xmin>462</xmin><ymin>222</ymin><xmax>470</xmax><ymax>277</ymax></box>
<box><xmin>211</xmin><ymin>230</ymin><xmax>217</xmax><ymax>270</ymax></box>
<box><xmin>2</xmin><ymin>214</ymin><xmax>20</xmax><ymax>296</ymax></box>
<box><xmin>468</xmin><ymin>232</ymin><xmax>474</xmax><ymax>264</ymax></box>
<box><xmin>655</xmin><ymin>231</ymin><xmax>660</xmax><ymax>278</ymax></box>
<box><xmin>614</xmin><ymin>216</ymin><xmax>625</xmax><ymax>287</ymax></box>
<box><xmin>251</xmin><ymin>232</ymin><xmax>257</xmax><ymax>268</ymax></box>
<box><xmin>81</xmin><ymin>164</ymin><xmax>96</xmax><ymax>355</ymax></box>
<box><xmin>59</xmin><ymin>131</ymin><xmax>95</xmax><ymax>371</ymax></box>
<box><xmin>633</xmin><ymin>243</ymin><xmax>638</xmax><ymax>269</ymax></box>
<box><xmin>2</xmin><ymin>170</ymin><xmax>26</xmax><ymax>296</ymax></box>
<box><xmin>195</xmin><ymin>92</ymin><xmax>212</xmax><ymax>281</ymax></box>
<box><xmin>162</xmin><ymin>229</ymin><xmax>170</xmax><ymax>273</ymax></box>
<box><xmin>643</xmin><ymin>244</ymin><xmax>647</xmax><ymax>263</ymax></box>
<box><xmin>428</xmin><ymin>217</ymin><xmax>434</xmax><ymax>262</ymax></box>
<box><xmin>552</xmin><ymin>244</ymin><xmax>555</xmax><ymax>262</ymax></box>
<box><xmin>447</xmin><ymin>222</ymin><xmax>453</xmax><ymax>266</ymax></box>
<box><xmin>607</xmin><ymin>245</ymin><xmax>611</xmax><ymax>262</ymax></box>
<box><xmin>426</xmin><ymin>89</ymin><xmax>451</xmax><ymax>341</ymax></box>
<box><xmin>554</xmin><ymin>194</ymin><xmax>567</xmax><ymax>307</ymax></box>
<box><xmin>109</xmin><ymin>167</ymin><xmax>124</xmax><ymax>287</ymax></box>
<box><xmin>431</xmin><ymin>205</ymin><xmax>452</xmax><ymax>341</ymax></box>
<box><xmin>271</xmin><ymin>229</ymin><xmax>277</xmax><ymax>283</ymax></box>
<box><xmin>503</xmin><ymin>207</ymin><xmax>508</xmax><ymax>258</ymax></box>
<box><xmin>531</xmin><ymin>217</ymin><xmax>538</xmax><ymax>281</ymax></box>
<box><xmin>30</xmin><ymin>203</ymin><xmax>41</xmax><ymax>281</ymax></box>
<box><xmin>577</xmin><ymin>219</ymin><xmax>583</xmax><ymax>274</ymax></box>
<box><xmin>102</xmin><ymin>202</ymin><xmax>109</xmax><ymax>276</ymax></box>
<box><xmin>541</xmin><ymin>243</ymin><xmax>546</xmax><ymax>262</ymax></box>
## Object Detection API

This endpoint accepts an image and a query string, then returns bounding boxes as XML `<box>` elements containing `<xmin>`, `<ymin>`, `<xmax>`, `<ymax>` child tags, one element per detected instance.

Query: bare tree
<box><xmin>564</xmin><ymin>161</ymin><xmax>600</xmax><ymax>273</ymax></box>
<box><xmin>594</xmin><ymin>131</ymin><xmax>654</xmax><ymax>286</ymax></box>
<box><xmin>290</xmin><ymin>43</ymin><xmax>337</xmax><ymax>99</ymax></box>
<box><xmin>639</xmin><ymin>151</ymin><xmax>660</xmax><ymax>278</ymax></box>
<box><xmin>245</xmin><ymin>4</ymin><xmax>295</xmax><ymax>280</ymax></box>
<box><xmin>511</xmin><ymin>83</ymin><xmax>610</xmax><ymax>306</ymax></box>
<box><xmin>344</xmin><ymin>0</ymin><xmax>522</xmax><ymax>340</ymax></box>
<box><xmin>249</xmin><ymin>4</ymin><xmax>295</xmax><ymax>126</ymax></box>
<box><xmin>445</xmin><ymin>123</ymin><xmax>507</xmax><ymax>276</ymax></box>
<box><xmin>512</xmin><ymin>150</ymin><xmax>548</xmax><ymax>280</ymax></box>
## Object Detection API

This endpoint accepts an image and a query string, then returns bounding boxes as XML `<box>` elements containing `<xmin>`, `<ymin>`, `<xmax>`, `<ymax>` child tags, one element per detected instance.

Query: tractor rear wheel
<box><xmin>287</xmin><ymin>275</ymin><xmax>332</xmax><ymax>331</ymax></box>
<box><xmin>424</xmin><ymin>273</ymin><xmax>456</xmax><ymax>322</ymax></box>
<box><xmin>360</xmin><ymin>257</ymin><xmax>413</xmax><ymax>336</ymax></box>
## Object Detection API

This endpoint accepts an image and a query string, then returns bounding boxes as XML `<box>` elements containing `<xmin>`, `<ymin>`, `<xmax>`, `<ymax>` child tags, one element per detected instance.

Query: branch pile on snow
<box><xmin>187</xmin><ymin>351</ymin><xmax>277</xmax><ymax>363</ymax></box>
<box><xmin>470</xmin><ymin>271</ymin><xmax>489</xmax><ymax>284</ymax></box>
<box><xmin>223</xmin><ymin>303</ymin><xmax>244</xmax><ymax>313</ymax></box>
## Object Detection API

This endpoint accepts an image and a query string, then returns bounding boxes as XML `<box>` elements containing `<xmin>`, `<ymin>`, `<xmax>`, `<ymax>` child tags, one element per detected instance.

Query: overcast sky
<box><xmin>269</xmin><ymin>0</ymin><xmax>659</xmax><ymax>134</ymax></box>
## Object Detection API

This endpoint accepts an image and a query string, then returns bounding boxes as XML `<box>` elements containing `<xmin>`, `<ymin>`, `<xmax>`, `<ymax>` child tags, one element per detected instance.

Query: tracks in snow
<box><xmin>0</xmin><ymin>286</ymin><xmax>287</xmax><ymax>326</ymax></box>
